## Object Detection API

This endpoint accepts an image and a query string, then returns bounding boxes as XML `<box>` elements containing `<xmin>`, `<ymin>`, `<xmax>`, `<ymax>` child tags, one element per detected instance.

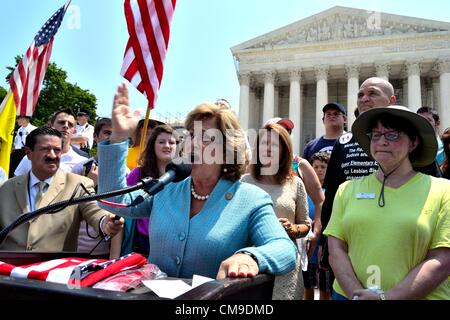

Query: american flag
<box><xmin>121</xmin><ymin>0</ymin><xmax>176</xmax><ymax>108</ymax></box>
<box><xmin>9</xmin><ymin>1</ymin><xmax>70</xmax><ymax>117</ymax></box>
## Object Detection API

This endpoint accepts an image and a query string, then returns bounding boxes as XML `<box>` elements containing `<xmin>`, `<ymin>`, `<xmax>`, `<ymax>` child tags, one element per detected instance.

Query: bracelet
<box><xmin>239</xmin><ymin>251</ymin><xmax>259</xmax><ymax>265</ymax></box>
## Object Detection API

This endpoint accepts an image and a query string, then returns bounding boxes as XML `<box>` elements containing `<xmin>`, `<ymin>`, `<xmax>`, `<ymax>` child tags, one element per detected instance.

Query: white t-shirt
<box><xmin>72</xmin><ymin>123</ymin><xmax>94</xmax><ymax>150</ymax></box>
<box><xmin>14</xmin><ymin>147</ymin><xmax>87</xmax><ymax>176</ymax></box>
<box><xmin>13</xmin><ymin>124</ymin><xmax>37</xmax><ymax>150</ymax></box>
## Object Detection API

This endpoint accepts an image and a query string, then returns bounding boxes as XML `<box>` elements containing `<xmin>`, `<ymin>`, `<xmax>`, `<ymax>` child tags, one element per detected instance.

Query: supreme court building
<box><xmin>231</xmin><ymin>6</ymin><xmax>450</xmax><ymax>154</ymax></box>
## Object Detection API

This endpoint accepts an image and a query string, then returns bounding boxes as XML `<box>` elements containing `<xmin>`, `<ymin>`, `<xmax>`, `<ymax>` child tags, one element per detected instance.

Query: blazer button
<box><xmin>179</xmin><ymin>232</ymin><xmax>186</xmax><ymax>241</ymax></box>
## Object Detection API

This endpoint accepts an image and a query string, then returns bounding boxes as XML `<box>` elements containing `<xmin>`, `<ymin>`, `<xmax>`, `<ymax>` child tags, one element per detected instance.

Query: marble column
<box><xmin>248</xmin><ymin>89</ymin><xmax>256</xmax><ymax>130</ymax></box>
<box><xmin>238</xmin><ymin>72</ymin><xmax>251</xmax><ymax>130</ymax></box>
<box><xmin>289</xmin><ymin>69</ymin><xmax>302</xmax><ymax>156</ymax></box>
<box><xmin>314</xmin><ymin>65</ymin><xmax>329</xmax><ymax>138</ymax></box>
<box><xmin>375</xmin><ymin>62</ymin><xmax>390</xmax><ymax>81</ymax></box>
<box><xmin>402</xmin><ymin>79</ymin><xmax>408</xmax><ymax>106</ymax></box>
<box><xmin>274</xmin><ymin>87</ymin><xmax>279</xmax><ymax>117</ymax></box>
<box><xmin>432</xmin><ymin>78</ymin><xmax>440</xmax><ymax>111</ymax></box>
<box><xmin>263</xmin><ymin>70</ymin><xmax>276</xmax><ymax>123</ymax></box>
<box><xmin>436</xmin><ymin>59</ymin><xmax>450</xmax><ymax>131</ymax></box>
<box><xmin>406</xmin><ymin>60</ymin><xmax>422</xmax><ymax>111</ymax></box>
<box><xmin>425</xmin><ymin>78</ymin><xmax>434</xmax><ymax>108</ymax></box>
<box><xmin>345</xmin><ymin>64</ymin><xmax>360</xmax><ymax>128</ymax></box>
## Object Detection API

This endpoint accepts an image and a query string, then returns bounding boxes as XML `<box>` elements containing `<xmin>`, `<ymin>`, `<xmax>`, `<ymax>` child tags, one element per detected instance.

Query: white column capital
<box><xmin>263</xmin><ymin>70</ymin><xmax>276</xmax><ymax>83</ymax></box>
<box><xmin>289</xmin><ymin>69</ymin><xmax>302</xmax><ymax>82</ymax></box>
<box><xmin>405</xmin><ymin>60</ymin><xmax>422</xmax><ymax>77</ymax></box>
<box><xmin>345</xmin><ymin>64</ymin><xmax>360</xmax><ymax>79</ymax></box>
<box><xmin>375</xmin><ymin>62</ymin><xmax>391</xmax><ymax>79</ymax></box>
<box><xmin>435</xmin><ymin>59</ymin><xmax>450</xmax><ymax>75</ymax></box>
<box><xmin>314</xmin><ymin>65</ymin><xmax>329</xmax><ymax>81</ymax></box>
<box><xmin>238</xmin><ymin>72</ymin><xmax>251</xmax><ymax>86</ymax></box>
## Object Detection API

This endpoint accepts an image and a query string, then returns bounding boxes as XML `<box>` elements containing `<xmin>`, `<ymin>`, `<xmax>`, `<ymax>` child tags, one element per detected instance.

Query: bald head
<box><xmin>362</xmin><ymin>77</ymin><xmax>394</xmax><ymax>96</ymax></box>
<box><xmin>357</xmin><ymin>77</ymin><xmax>397</xmax><ymax>114</ymax></box>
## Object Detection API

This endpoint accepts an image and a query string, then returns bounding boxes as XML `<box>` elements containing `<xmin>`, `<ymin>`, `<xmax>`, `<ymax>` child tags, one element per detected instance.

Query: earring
<box><xmin>223</xmin><ymin>167</ymin><xmax>228</xmax><ymax>173</ymax></box>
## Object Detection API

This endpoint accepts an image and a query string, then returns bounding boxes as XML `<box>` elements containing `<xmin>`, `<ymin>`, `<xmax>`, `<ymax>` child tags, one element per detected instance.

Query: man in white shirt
<box><xmin>71</xmin><ymin>111</ymin><xmax>94</xmax><ymax>154</ymax></box>
<box><xmin>14</xmin><ymin>109</ymin><xmax>87</xmax><ymax>176</ymax></box>
<box><xmin>13</xmin><ymin>115</ymin><xmax>37</xmax><ymax>150</ymax></box>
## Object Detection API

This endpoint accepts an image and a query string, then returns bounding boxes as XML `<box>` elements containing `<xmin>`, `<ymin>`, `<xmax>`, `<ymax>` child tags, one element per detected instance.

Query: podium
<box><xmin>0</xmin><ymin>251</ymin><xmax>274</xmax><ymax>300</ymax></box>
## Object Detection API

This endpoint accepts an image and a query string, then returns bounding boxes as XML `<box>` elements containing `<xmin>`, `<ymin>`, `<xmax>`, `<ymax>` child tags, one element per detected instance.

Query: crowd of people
<box><xmin>0</xmin><ymin>76</ymin><xmax>448</xmax><ymax>300</ymax></box>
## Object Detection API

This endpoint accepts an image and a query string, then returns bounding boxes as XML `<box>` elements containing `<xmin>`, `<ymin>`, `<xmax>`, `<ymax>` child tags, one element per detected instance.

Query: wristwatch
<box><xmin>239</xmin><ymin>251</ymin><xmax>259</xmax><ymax>265</ymax></box>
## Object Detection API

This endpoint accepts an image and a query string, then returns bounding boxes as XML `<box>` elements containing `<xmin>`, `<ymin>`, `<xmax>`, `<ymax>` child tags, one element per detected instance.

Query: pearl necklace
<box><xmin>190</xmin><ymin>184</ymin><xmax>210</xmax><ymax>201</ymax></box>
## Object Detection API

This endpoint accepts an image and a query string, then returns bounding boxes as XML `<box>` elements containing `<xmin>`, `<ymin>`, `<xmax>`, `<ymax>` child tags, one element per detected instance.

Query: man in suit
<box><xmin>0</xmin><ymin>127</ymin><xmax>123</xmax><ymax>251</ymax></box>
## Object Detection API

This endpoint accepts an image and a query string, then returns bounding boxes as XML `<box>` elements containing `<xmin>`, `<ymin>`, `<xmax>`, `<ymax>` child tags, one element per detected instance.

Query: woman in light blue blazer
<box><xmin>97</xmin><ymin>84</ymin><xmax>297</xmax><ymax>279</ymax></box>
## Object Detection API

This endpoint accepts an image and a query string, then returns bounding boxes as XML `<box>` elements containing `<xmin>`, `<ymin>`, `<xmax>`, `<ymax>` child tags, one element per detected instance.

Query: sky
<box><xmin>1</xmin><ymin>0</ymin><xmax>450</xmax><ymax>122</ymax></box>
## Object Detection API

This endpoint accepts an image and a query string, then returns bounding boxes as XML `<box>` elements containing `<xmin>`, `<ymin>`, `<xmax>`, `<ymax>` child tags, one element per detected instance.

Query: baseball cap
<box><xmin>322</xmin><ymin>102</ymin><xmax>346</xmax><ymax>115</ymax></box>
<box><xmin>77</xmin><ymin>110</ymin><xmax>90</xmax><ymax>117</ymax></box>
<box><xmin>264</xmin><ymin>117</ymin><xmax>294</xmax><ymax>130</ymax></box>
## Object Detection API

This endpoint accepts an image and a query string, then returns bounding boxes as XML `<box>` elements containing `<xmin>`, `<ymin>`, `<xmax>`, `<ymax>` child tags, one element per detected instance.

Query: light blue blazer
<box><xmin>98</xmin><ymin>141</ymin><xmax>297</xmax><ymax>279</ymax></box>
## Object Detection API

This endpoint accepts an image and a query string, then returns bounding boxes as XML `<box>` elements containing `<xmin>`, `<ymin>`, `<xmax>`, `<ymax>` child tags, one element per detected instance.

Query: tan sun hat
<box><xmin>351</xmin><ymin>105</ymin><xmax>437</xmax><ymax>167</ymax></box>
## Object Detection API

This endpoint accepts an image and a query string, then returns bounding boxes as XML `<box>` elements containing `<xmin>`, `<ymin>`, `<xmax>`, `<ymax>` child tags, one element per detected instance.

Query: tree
<box><xmin>5</xmin><ymin>56</ymin><xmax>97</xmax><ymax>127</ymax></box>
<box><xmin>0</xmin><ymin>85</ymin><xmax>6</xmax><ymax>102</ymax></box>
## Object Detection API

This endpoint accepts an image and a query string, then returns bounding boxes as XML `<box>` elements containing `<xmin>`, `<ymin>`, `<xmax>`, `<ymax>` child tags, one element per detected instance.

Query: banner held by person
<box><xmin>120</xmin><ymin>0</ymin><xmax>176</xmax><ymax>149</ymax></box>
<box><xmin>0</xmin><ymin>91</ymin><xmax>16</xmax><ymax>177</ymax></box>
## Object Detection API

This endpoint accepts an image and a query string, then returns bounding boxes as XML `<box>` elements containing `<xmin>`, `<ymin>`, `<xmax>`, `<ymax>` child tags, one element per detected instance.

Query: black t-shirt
<box><xmin>321</xmin><ymin>133</ymin><xmax>377</xmax><ymax>231</ymax></box>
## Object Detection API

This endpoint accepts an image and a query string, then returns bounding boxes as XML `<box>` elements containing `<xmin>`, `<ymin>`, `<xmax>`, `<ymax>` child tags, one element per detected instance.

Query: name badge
<box><xmin>356</xmin><ymin>193</ymin><xmax>375</xmax><ymax>199</ymax></box>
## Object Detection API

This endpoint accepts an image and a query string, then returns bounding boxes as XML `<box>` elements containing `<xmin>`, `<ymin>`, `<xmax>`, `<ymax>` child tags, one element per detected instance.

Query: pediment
<box><xmin>232</xmin><ymin>6</ymin><xmax>450</xmax><ymax>51</ymax></box>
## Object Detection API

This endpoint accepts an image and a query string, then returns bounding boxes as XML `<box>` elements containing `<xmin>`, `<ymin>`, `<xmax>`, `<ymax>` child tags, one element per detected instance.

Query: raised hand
<box><xmin>109</xmin><ymin>83</ymin><xmax>141</xmax><ymax>143</ymax></box>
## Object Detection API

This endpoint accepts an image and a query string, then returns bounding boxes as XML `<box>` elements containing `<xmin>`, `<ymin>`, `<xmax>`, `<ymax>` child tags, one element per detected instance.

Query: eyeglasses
<box><xmin>367</xmin><ymin>131</ymin><xmax>401</xmax><ymax>142</ymax></box>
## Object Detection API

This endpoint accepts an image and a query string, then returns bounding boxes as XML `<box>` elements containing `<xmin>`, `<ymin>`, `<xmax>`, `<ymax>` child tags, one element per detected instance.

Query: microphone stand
<box><xmin>0</xmin><ymin>177</ymin><xmax>158</xmax><ymax>246</ymax></box>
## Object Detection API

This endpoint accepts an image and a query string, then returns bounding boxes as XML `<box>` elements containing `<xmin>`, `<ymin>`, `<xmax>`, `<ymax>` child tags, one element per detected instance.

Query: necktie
<box><xmin>34</xmin><ymin>181</ymin><xmax>48</xmax><ymax>208</ymax></box>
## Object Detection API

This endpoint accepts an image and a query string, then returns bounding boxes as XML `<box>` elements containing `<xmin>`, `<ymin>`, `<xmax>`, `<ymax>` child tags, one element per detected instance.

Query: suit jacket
<box><xmin>0</xmin><ymin>170</ymin><xmax>108</xmax><ymax>251</ymax></box>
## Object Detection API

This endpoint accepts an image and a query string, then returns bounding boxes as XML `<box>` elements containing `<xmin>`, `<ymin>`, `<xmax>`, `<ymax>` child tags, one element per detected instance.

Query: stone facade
<box><xmin>231</xmin><ymin>6</ymin><xmax>450</xmax><ymax>154</ymax></box>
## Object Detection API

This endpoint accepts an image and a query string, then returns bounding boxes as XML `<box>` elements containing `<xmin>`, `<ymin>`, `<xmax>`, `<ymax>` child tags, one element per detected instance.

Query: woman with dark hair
<box><xmin>324</xmin><ymin>106</ymin><xmax>450</xmax><ymax>300</ymax></box>
<box><xmin>126</xmin><ymin>118</ymin><xmax>165</xmax><ymax>170</ymax></box>
<box><xmin>242</xmin><ymin>123</ymin><xmax>310</xmax><ymax>299</ymax></box>
<box><xmin>111</xmin><ymin>125</ymin><xmax>176</xmax><ymax>257</ymax></box>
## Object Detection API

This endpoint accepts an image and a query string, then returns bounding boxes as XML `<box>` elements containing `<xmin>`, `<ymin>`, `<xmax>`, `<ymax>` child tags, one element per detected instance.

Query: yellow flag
<box><xmin>0</xmin><ymin>90</ymin><xmax>17</xmax><ymax>177</ymax></box>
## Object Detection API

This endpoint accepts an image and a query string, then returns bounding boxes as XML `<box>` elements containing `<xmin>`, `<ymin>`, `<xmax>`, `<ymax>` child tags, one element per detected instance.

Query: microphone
<box><xmin>130</xmin><ymin>162</ymin><xmax>192</xmax><ymax>206</ymax></box>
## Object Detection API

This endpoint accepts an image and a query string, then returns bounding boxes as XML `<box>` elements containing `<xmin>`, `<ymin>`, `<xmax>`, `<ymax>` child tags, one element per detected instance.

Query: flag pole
<box><xmin>139</xmin><ymin>103</ymin><xmax>152</xmax><ymax>152</ymax></box>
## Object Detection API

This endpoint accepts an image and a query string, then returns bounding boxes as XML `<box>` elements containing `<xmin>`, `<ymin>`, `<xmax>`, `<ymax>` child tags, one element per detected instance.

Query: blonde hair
<box><xmin>184</xmin><ymin>102</ymin><xmax>248</xmax><ymax>181</ymax></box>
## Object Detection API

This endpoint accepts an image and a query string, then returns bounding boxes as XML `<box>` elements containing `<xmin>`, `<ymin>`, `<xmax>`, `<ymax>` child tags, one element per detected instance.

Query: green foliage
<box><xmin>5</xmin><ymin>56</ymin><xmax>97</xmax><ymax>127</ymax></box>
<box><xmin>0</xmin><ymin>85</ymin><xmax>6</xmax><ymax>102</ymax></box>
